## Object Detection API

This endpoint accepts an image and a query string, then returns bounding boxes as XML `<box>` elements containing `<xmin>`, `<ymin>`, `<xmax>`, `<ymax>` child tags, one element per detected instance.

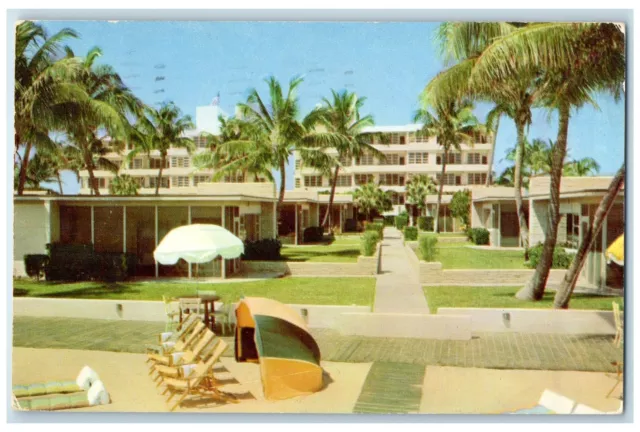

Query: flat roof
<box><xmin>14</xmin><ymin>194</ymin><xmax>277</xmax><ymax>203</ymax></box>
<box><xmin>528</xmin><ymin>175</ymin><xmax>625</xmax><ymax>199</ymax></box>
<box><xmin>362</xmin><ymin>124</ymin><xmax>423</xmax><ymax>133</ymax></box>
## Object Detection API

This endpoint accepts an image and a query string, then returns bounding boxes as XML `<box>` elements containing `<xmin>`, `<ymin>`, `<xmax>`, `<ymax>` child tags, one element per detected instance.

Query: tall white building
<box><xmin>292</xmin><ymin>124</ymin><xmax>493</xmax><ymax>215</ymax></box>
<box><xmin>78</xmin><ymin>103</ymin><xmax>260</xmax><ymax>195</ymax></box>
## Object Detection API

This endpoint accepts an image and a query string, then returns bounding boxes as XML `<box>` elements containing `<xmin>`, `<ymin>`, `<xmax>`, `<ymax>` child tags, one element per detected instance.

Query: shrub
<box><xmin>417</xmin><ymin>216</ymin><xmax>434</xmax><ymax>231</ymax></box>
<box><xmin>526</xmin><ymin>243</ymin><xmax>575</xmax><ymax>269</ymax></box>
<box><xmin>344</xmin><ymin>218</ymin><xmax>359</xmax><ymax>232</ymax></box>
<box><xmin>365</xmin><ymin>222</ymin><xmax>384</xmax><ymax>240</ymax></box>
<box><xmin>45</xmin><ymin>243</ymin><xmax>96</xmax><ymax>282</ymax></box>
<box><xmin>465</xmin><ymin>227</ymin><xmax>474</xmax><ymax>241</ymax></box>
<box><xmin>303</xmin><ymin>226</ymin><xmax>324</xmax><ymax>243</ymax></box>
<box><xmin>94</xmin><ymin>252</ymin><xmax>136</xmax><ymax>282</ymax></box>
<box><xmin>361</xmin><ymin>231</ymin><xmax>380</xmax><ymax>256</ymax></box>
<box><xmin>404</xmin><ymin>226</ymin><xmax>418</xmax><ymax>241</ymax></box>
<box><xmin>24</xmin><ymin>254</ymin><xmax>49</xmax><ymax>281</ymax></box>
<box><xmin>242</xmin><ymin>238</ymin><xmax>282</xmax><ymax>261</ymax></box>
<box><xmin>418</xmin><ymin>234</ymin><xmax>438</xmax><ymax>262</ymax></box>
<box><xmin>373</xmin><ymin>217</ymin><xmax>384</xmax><ymax>224</ymax></box>
<box><xmin>470</xmin><ymin>228</ymin><xmax>490</xmax><ymax>245</ymax></box>
<box><xmin>383</xmin><ymin>215</ymin><xmax>395</xmax><ymax>226</ymax></box>
<box><xmin>395</xmin><ymin>214</ymin><xmax>409</xmax><ymax>230</ymax></box>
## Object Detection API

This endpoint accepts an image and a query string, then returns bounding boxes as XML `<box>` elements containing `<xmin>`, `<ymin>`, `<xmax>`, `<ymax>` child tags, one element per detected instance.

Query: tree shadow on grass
<box><xmin>32</xmin><ymin>282</ymin><xmax>143</xmax><ymax>299</ymax></box>
<box><xmin>281</xmin><ymin>249</ymin><xmax>361</xmax><ymax>262</ymax></box>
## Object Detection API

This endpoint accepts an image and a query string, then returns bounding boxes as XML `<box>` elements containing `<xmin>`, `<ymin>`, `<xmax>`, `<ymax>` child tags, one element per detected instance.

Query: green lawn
<box><xmin>280</xmin><ymin>240</ymin><xmax>361</xmax><ymax>262</ymax></box>
<box><xmin>434</xmin><ymin>244</ymin><xmax>527</xmax><ymax>269</ymax></box>
<box><xmin>424</xmin><ymin>286</ymin><xmax>624</xmax><ymax>313</ymax></box>
<box><xmin>13</xmin><ymin>277</ymin><xmax>376</xmax><ymax>306</ymax></box>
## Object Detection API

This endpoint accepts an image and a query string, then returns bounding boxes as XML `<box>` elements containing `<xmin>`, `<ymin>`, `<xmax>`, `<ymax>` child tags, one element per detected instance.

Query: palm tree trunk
<box><xmin>57</xmin><ymin>173</ymin><xmax>64</xmax><ymax>195</ymax></box>
<box><xmin>84</xmin><ymin>149</ymin><xmax>101</xmax><ymax>197</ymax></box>
<box><xmin>517</xmin><ymin>102</ymin><xmax>570</xmax><ymax>301</ymax></box>
<box><xmin>277</xmin><ymin>160</ymin><xmax>286</xmax><ymax>218</ymax></box>
<box><xmin>321</xmin><ymin>165</ymin><xmax>340</xmax><ymax>229</ymax></box>
<box><xmin>485</xmin><ymin>117</ymin><xmax>501</xmax><ymax>186</ymax></box>
<box><xmin>553</xmin><ymin>165</ymin><xmax>624</xmax><ymax>308</ymax></box>
<box><xmin>17</xmin><ymin>140</ymin><xmax>32</xmax><ymax>195</ymax></box>
<box><xmin>513</xmin><ymin>120</ymin><xmax>530</xmax><ymax>257</ymax></box>
<box><xmin>155</xmin><ymin>154</ymin><xmax>165</xmax><ymax>196</ymax></box>
<box><xmin>435</xmin><ymin>149</ymin><xmax>447</xmax><ymax>234</ymax></box>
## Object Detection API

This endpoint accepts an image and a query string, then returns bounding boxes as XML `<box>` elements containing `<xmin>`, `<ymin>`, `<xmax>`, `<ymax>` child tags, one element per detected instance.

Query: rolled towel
<box><xmin>160</xmin><ymin>332</ymin><xmax>174</xmax><ymax>343</ymax></box>
<box><xmin>180</xmin><ymin>364</ymin><xmax>197</xmax><ymax>378</ymax></box>
<box><xmin>171</xmin><ymin>352</ymin><xmax>184</xmax><ymax>364</ymax></box>
<box><xmin>87</xmin><ymin>380</ymin><xmax>110</xmax><ymax>406</ymax></box>
<box><xmin>76</xmin><ymin>366</ymin><xmax>100</xmax><ymax>390</ymax></box>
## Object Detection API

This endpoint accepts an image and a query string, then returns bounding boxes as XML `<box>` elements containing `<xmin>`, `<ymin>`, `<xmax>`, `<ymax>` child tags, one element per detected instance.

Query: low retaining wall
<box><xmin>337</xmin><ymin>312</ymin><xmax>472</xmax><ymax>340</ymax></box>
<box><xmin>437</xmin><ymin>307</ymin><xmax>621</xmax><ymax>335</ymax></box>
<box><xmin>12</xmin><ymin>297</ymin><xmax>370</xmax><ymax>329</ymax></box>
<box><xmin>242</xmin><ymin>244</ymin><xmax>381</xmax><ymax>277</ymax></box>
<box><xmin>404</xmin><ymin>242</ymin><xmax>567</xmax><ymax>285</ymax></box>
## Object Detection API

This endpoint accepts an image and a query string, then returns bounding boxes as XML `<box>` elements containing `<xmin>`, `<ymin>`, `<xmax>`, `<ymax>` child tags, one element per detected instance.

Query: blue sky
<box><xmin>38</xmin><ymin>21</ymin><xmax>626</xmax><ymax>194</ymax></box>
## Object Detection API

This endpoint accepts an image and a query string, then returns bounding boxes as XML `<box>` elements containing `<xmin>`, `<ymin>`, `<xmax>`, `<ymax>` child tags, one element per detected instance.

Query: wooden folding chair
<box><xmin>154</xmin><ymin>336</ymin><xmax>221</xmax><ymax>387</ymax></box>
<box><xmin>162</xmin><ymin>339</ymin><xmax>238</xmax><ymax>411</ymax></box>
<box><xmin>152</xmin><ymin>329</ymin><xmax>217</xmax><ymax>384</ymax></box>
<box><xmin>146</xmin><ymin>313</ymin><xmax>200</xmax><ymax>356</ymax></box>
<box><xmin>147</xmin><ymin>321</ymin><xmax>207</xmax><ymax>373</ymax></box>
<box><xmin>612</xmin><ymin>301</ymin><xmax>623</xmax><ymax>348</ymax></box>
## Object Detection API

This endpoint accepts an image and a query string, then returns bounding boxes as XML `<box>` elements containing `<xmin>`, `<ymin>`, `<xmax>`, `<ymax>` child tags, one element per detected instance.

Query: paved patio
<box><xmin>12</xmin><ymin>316</ymin><xmax>622</xmax><ymax>372</ymax></box>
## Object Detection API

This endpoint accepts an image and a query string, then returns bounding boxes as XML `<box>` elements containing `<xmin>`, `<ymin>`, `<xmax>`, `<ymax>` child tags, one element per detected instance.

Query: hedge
<box><xmin>303</xmin><ymin>226</ymin><xmax>324</xmax><ymax>243</ymax></box>
<box><xmin>404</xmin><ymin>226</ymin><xmax>418</xmax><ymax>241</ymax></box>
<box><xmin>470</xmin><ymin>228</ymin><xmax>490</xmax><ymax>245</ymax></box>
<box><xmin>526</xmin><ymin>243</ymin><xmax>574</xmax><ymax>269</ymax></box>
<box><xmin>361</xmin><ymin>231</ymin><xmax>380</xmax><ymax>257</ymax></box>
<box><xmin>383</xmin><ymin>215</ymin><xmax>395</xmax><ymax>226</ymax></box>
<box><xmin>44</xmin><ymin>243</ymin><xmax>136</xmax><ymax>282</ymax></box>
<box><xmin>395</xmin><ymin>214</ymin><xmax>409</xmax><ymax>230</ymax></box>
<box><xmin>418</xmin><ymin>235</ymin><xmax>438</xmax><ymax>262</ymax></box>
<box><xmin>24</xmin><ymin>254</ymin><xmax>49</xmax><ymax>281</ymax></box>
<box><xmin>417</xmin><ymin>216</ymin><xmax>434</xmax><ymax>231</ymax></box>
<box><xmin>365</xmin><ymin>222</ymin><xmax>384</xmax><ymax>240</ymax></box>
<box><xmin>344</xmin><ymin>218</ymin><xmax>359</xmax><ymax>232</ymax></box>
<box><xmin>242</xmin><ymin>238</ymin><xmax>282</xmax><ymax>261</ymax></box>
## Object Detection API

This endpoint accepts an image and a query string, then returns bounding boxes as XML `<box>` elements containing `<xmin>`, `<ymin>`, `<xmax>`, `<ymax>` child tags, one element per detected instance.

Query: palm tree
<box><xmin>554</xmin><ymin>164</ymin><xmax>624</xmax><ymax>308</ymax></box>
<box><xmin>353</xmin><ymin>182</ymin><xmax>393</xmax><ymax>222</ymax></box>
<box><xmin>133</xmin><ymin>102</ymin><xmax>194</xmax><ymax>195</ymax></box>
<box><xmin>192</xmin><ymin>116</ymin><xmax>274</xmax><ymax>183</ymax></box>
<box><xmin>425</xmin><ymin>22</ymin><xmax>541</xmax><ymax>252</ymax></box>
<box><xmin>405</xmin><ymin>174</ymin><xmax>437</xmax><ymax>226</ymax></box>
<box><xmin>109</xmin><ymin>174</ymin><xmax>140</xmax><ymax>195</ymax></box>
<box><xmin>304</xmin><ymin>90</ymin><xmax>379</xmax><ymax>229</ymax></box>
<box><xmin>468</xmin><ymin>23</ymin><xmax>624</xmax><ymax>300</ymax></box>
<box><xmin>14</xmin><ymin>151</ymin><xmax>59</xmax><ymax>193</ymax></box>
<box><xmin>413</xmin><ymin>99</ymin><xmax>481</xmax><ymax>233</ymax></box>
<box><xmin>563</xmin><ymin>157</ymin><xmax>600</xmax><ymax>176</ymax></box>
<box><xmin>60</xmin><ymin>47</ymin><xmax>142</xmax><ymax>196</ymax></box>
<box><xmin>236</xmin><ymin>76</ymin><xmax>344</xmax><ymax>216</ymax></box>
<box><xmin>14</xmin><ymin>21</ymin><xmax>82</xmax><ymax>195</ymax></box>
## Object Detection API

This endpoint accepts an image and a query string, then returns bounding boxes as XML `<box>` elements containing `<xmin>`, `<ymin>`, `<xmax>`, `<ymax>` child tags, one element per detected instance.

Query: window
<box><xmin>129</xmin><ymin>158</ymin><xmax>143</xmax><ymax>169</ymax></box>
<box><xmin>447</xmin><ymin>153</ymin><xmax>462</xmax><ymax>164</ymax></box>
<box><xmin>390</xmin><ymin>192</ymin><xmax>405</xmax><ymax>205</ymax></box>
<box><xmin>467</xmin><ymin>153</ymin><xmax>481</xmax><ymax>164</ymax></box>
<box><xmin>172</xmin><ymin>176</ymin><xmax>190</xmax><ymax>188</ymax></box>
<box><xmin>355</xmin><ymin>152</ymin><xmax>374</xmax><ymax>166</ymax></box>
<box><xmin>150</xmin><ymin>177</ymin><xmax>170</xmax><ymax>189</ymax></box>
<box><xmin>565</xmin><ymin>213</ymin><xmax>580</xmax><ymax>248</ymax></box>
<box><xmin>304</xmin><ymin>176</ymin><xmax>322</xmax><ymax>187</ymax></box>
<box><xmin>295</xmin><ymin>159</ymin><xmax>301</xmax><ymax>169</ymax></box>
<box><xmin>399</xmin><ymin>136</ymin><xmax>406</xmax><ymax>145</ymax></box>
<box><xmin>193</xmin><ymin>175</ymin><xmax>211</xmax><ymax>186</ymax></box>
<box><xmin>380</xmin><ymin>154</ymin><xmax>400</xmax><ymax>165</ymax></box>
<box><xmin>295</xmin><ymin>178</ymin><xmax>301</xmax><ymax>188</ymax></box>
<box><xmin>91</xmin><ymin>178</ymin><xmax>107</xmax><ymax>189</ymax></box>
<box><xmin>437</xmin><ymin>173</ymin><xmax>459</xmax><ymax>186</ymax></box>
<box><xmin>150</xmin><ymin>158</ymin><xmax>169</xmax><ymax>169</ymax></box>
<box><xmin>415</xmin><ymin>131</ymin><xmax>429</xmax><ymax>143</ymax></box>
<box><xmin>335</xmin><ymin>175</ymin><xmax>352</xmax><ymax>187</ymax></box>
<box><xmin>354</xmin><ymin>174</ymin><xmax>374</xmax><ymax>185</ymax></box>
<box><xmin>224</xmin><ymin>173</ymin><xmax>245</xmax><ymax>183</ymax></box>
<box><xmin>194</xmin><ymin>136</ymin><xmax>209</xmax><ymax>149</ymax></box>
<box><xmin>467</xmin><ymin>173</ymin><xmax>488</xmax><ymax>185</ymax></box>
<box><xmin>408</xmin><ymin>152</ymin><xmax>429</xmax><ymax>164</ymax></box>
<box><xmin>171</xmin><ymin>157</ymin><xmax>190</xmax><ymax>168</ymax></box>
<box><xmin>379</xmin><ymin>174</ymin><xmax>405</xmax><ymax>186</ymax></box>
<box><xmin>482</xmin><ymin>155</ymin><xmax>488</xmax><ymax>164</ymax></box>
<box><xmin>390</xmin><ymin>134</ymin><xmax>401</xmax><ymax>145</ymax></box>
<box><xmin>339</xmin><ymin>156</ymin><xmax>351</xmax><ymax>166</ymax></box>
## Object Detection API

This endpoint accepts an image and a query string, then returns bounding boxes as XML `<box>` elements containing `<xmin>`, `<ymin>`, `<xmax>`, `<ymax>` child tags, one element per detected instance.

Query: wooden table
<box><xmin>178</xmin><ymin>294</ymin><xmax>220</xmax><ymax>331</ymax></box>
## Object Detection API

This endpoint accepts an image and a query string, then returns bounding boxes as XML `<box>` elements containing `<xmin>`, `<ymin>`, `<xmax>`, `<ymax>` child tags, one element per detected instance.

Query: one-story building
<box><xmin>528</xmin><ymin>176</ymin><xmax>624</xmax><ymax>289</ymax></box>
<box><xmin>13</xmin><ymin>182</ymin><xmax>278</xmax><ymax>279</ymax></box>
<box><xmin>471</xmin><ymin>186</ymin><xmax>529</xmax><ymax>247</ymax></box>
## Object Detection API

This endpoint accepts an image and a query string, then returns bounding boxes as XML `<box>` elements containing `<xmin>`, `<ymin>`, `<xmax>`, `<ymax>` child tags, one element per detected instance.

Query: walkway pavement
<box><xmin>373</xmin><ymin>227</ymin><xmax>430</xmax><ymax>314</ymax></box>
<box><xmin>12</xmin><ymin>316</ymin><xmax>622</xmax><ymax>373</ymax></box>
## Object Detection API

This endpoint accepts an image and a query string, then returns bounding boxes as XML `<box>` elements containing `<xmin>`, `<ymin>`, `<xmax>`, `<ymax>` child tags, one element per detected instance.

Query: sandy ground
<box><xmin>11</xmin><ymin>348</ymin><xmax>371</xmax><ymax>413</ymax></box>
<box><xmin>420</xmin><ymin>366</ymin><xmax>624</xmax><ymax>414</ymax></box>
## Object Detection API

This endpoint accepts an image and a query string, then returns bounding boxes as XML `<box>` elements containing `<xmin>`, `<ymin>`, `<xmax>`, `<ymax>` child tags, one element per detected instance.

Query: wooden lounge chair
<box><xmin>146</xmin><ymin>313</ymin><xmax>200</xmax><ymax>356</ymax></box>
<box><xmin>147</xmin><ymin>321</ymin><xmax>207</xmax><ymax>372</ymax></box>
<box><xmin>152</xmin><ymin>329</ymin><xmax>217</xmax><ymax>383</ymax></box>
<box><xmin>13</xmin><ymin>366</ymin><xmax>100</xmax><ymax>399</ymax></box>
<box><xmin>612</xmin><ymin>301</ymin><xmax>623</xmax><ymax>348</ymax></box>
<box><xmin>153</xmin><ymin>336</ymin><xmax>221</xmax><ymax>386</ymax></box>
<box><xmin>162</xmin><ymin>339</ymin><xmax>237</xmax><ymax>412</ymax></box>
<box><xmin>13</xmin><ymin>379</ymin><xmax>110</xmax><ymax>411</ymax></box>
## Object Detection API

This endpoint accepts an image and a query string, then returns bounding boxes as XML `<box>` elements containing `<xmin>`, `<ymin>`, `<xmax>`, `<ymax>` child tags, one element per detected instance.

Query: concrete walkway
<box><xmin>373</xmin><ymin>227</ymin><xmax>430</xmax><ymax>314</ymax></box>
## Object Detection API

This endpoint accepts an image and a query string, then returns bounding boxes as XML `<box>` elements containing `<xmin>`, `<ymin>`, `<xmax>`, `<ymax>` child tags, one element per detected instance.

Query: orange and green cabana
<box><xmin>607</xmin><ymin>234</ymin><xmax>624</xmax><ymax>266</ymax></box>
<box><xmin>234</xmin><ymin>297</ymin><xmax>323</xmax><ymax>400</ymax></box>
